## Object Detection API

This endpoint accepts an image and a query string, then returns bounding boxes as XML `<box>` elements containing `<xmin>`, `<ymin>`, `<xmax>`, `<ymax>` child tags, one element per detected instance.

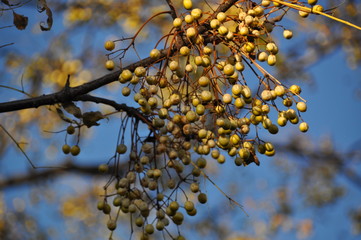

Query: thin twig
<box><xmin>0</xmin><ymin>124</ymin><xmax>36</xmax><ymax>168</ymax></box>
<box><xmin>271</xmin><ymin>0</ymin><xmax>361</xmax><ymax>31</ymax></box>
<box><xmin>165</xmin><ymin>0</ymin><xmax>178</xmax><ymax>19</ymax></box>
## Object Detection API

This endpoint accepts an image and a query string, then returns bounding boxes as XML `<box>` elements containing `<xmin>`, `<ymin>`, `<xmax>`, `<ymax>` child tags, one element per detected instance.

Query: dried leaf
<box><xmin>56</xmin><ymin>108</ymin><xmax>73</xmax><ymax>123</ymax></box>
<box><xmin>62</xmin><ymin>102</ymin><xmax>82</xmax><ymax>118</ymax></box>
<box><xmin>37</xmin><ymin>0</ymin><xmax>53</xmax><ymax>31</ymax></box>
<box><xmin>82</xmin><ymin>111</ymin><xmax>104</xmax><ymax>128</ymax></box>
<box><xmin>13</xmin><ymin>11</ymin><xmax>28</xmax><ymax>30</ymax></box>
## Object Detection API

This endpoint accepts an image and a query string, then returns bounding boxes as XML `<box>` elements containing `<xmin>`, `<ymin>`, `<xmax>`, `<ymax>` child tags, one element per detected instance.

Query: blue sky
<box><xmin>1</xmin><ymin>1</ymin><xmax>361</xmax><ymax>240</ymax></box>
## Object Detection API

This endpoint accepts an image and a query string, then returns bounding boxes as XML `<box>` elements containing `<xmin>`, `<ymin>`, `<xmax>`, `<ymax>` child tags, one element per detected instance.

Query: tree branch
<box><xmin>74</xmin><ymin>94</ymin><xmax>152</xmax><ymax>126</ymax></box>
<box><xmin>0</xmin><ymin>161</ymin><xmax>124</xmax><ymax>190</ymax></box>
<box><xmin>0</xmin><ymin>0</ymin><xmax>238</xmax><ymax>114</ymax></box>
<box><xmin>165</xmin><ymin>0</ymin><xmax>177</xmax><ymax>19</ymax></box>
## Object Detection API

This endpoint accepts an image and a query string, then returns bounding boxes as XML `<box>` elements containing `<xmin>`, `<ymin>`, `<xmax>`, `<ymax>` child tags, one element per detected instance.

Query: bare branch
<box><xmin>165</xmin><ymin>0</ymin><xmax>178</xmax><ymax>19</ymax></box>
<box><xmin>0</xmin><ymin>161</ymin><xmax>125</xmax><ymax>190</ymax></box>
<box><xmin>0</xmin><ymin>0</ymin><xmax>239</xmax><ymax>114</ymax></box>
<box><xmin>74</xmin><ymin>94</ymin><xmax>152</xmax><ymax>126</ymax></box>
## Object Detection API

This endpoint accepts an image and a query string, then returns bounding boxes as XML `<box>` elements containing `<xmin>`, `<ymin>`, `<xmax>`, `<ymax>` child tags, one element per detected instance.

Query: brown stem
<box><xmin>0</xmin><ymin>0</ymin><xmax>239</xmax><ymax>114</ymax></box>
<box><xmin>0</xmin><ymin>161</ymin><xmax>125</xmax><ymax>190</ymax></box>
<box><xmin>165</xmin><ymin>0</ymin><xmax>178</xmax><ymax>19</ymax></box>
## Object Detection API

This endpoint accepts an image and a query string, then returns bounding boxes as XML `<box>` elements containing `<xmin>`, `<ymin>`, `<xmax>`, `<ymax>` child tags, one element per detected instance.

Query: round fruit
<box><xmin>223</xmin><ymin>64</ymin><xmax>235</xmax><ymax>76</ymax></box>
<box><xmin>289</xmin><ymin>84</ymin><xmax>301</xmax><ymax>95</ymax></box>
<box><xmin>150</xmin><ymin>49</ymin><xmax>161</xmax><ymax>59</ymax></box>
<box><xmin>254</xmin><ymin>6</ymin><xmax>264</xmax><ymax>16</ymax></box>
<box><xmin>156</xmin><ymin>220</ymin><xmax>165</xmax><ymax>231</ymax></box>
<box><xmin>198</xmin><ymin>76</ymin><xmax>210</xmax><ymax>87</ymax></box>
<box><xmin>184</xmin><ymin>201</ymin><xmax>195</xmax><ymax>211</ymax></box>
<box><xmin>183</xmin><ymin>0</ymin><xmax>193</xmax><ymax>10</ymax></box>
<box><xmin>196</xmin><ymin>157</ymin><xmax>207</xmax><ymax>168</ymax></box>
<box><xmin>70</xmin><ymin>145</ymin><xmax>80</xmax><ymax>156</ymax></box>
<box><xmin>235</xmin><ymin>61</ymin><xmax>245</xmax><ymax>71</ymax></box>
<box><xmin>243</xmin><ymin>42</ymin><xmax>255</xmax><ymax>53</ymax></box>
<box><xmin>218</xmin><ymin>25</ymin><xmax>228</xmax><ymax>35</ymax></box>
<box><xmin>239</xmin><ymin>148</ymin><xmax>250</xmax><ymax>160</ymax></box>
<box><xmin>234</xmin><ymin>97</ymin><xmax>245</xmax><ymax>109</ymax></box>
<box><xmin>103</xmin><ymin>203</ymin><xmax>111</xmax><ymax>214</ymax></box>
<box><xmin>186</xmin><ymin>27</ymin><xmax>197</xmax><ymax>38</ymax></box>
<box><xmin>122</xmin><ymin>86</ymin><xmax>131</xmax><ymax>96</ymax></box>
<box><xmin>232</xmin><ymin>84</ymin><xmax>242</xmax><ymax>96</ymax></box>
<box><xmin>105</xmin><ymin>60</ymin><xmax>115</xmax><ymax>70</ymax></box>
<box><xmin>172</xmin><ymin>212</ymin><xmax>184</xmax><ymax>225</ymax></box>
<box><xmin>190</xmin><ymin>182</ymin><xmax>199</xmax><ymax>193</ymax></box>
<box><xmin>104</xmin><ymin>40</ymin><xmax>115</xmax><ymax>51</ymax></box>
<box><xmin>201</xmin><ymin>90</ymin><xmax>212</xmax><ymax>102</ymax></box>
<box><xmin>274</xmin><ymin>85</ymin><xmax>285</xmax><ymax>96</ymax></box>
<box><xmin>134</xmin><ymin>66</ymin><xmax>146</xmax><ymax>77</ymax></box>
<box><xmin>145</xmin><ymin>224</ymin><xmax>154</xmax><ymax>234</ymax></box>
<box><xmin>258</xmin><ymin>51</ymin><xmax>268</xmax><ymax>62</ymax></box>
<box><xmin>98</xmin><ymin>164</ymin><xmax>108</xmax><ymax>173</ymax></box>
<box><xmin>107</xmin><ymin>220</ymin><xmax>117</xmax><ymax>231</ymax></box>
<box><xmin>296</xmin><ymin>102</ymin><xmax>307</xmax><ymax>112</ymax></box>
<box><xmin>186</xmin><ymin>111</ymin><xmax>197</xmax><ymax>122</ymax></box>
<box><xmin>261</xmin><ymin>0</ymin><xmax>271</xmax><ymax>7</ymax></box>
<box><xmin>299</xmin><ymin>122</ymin><xmax>309</xmax><ymax>132</ymax></box>
<box><xmin>244</xmin><ymin>15</ymin><xmax>253</xmax><ymax>25</ymax></box>
<box><xmin>267</xmin><ymin>54</ymin><xmax>277</xmax><ymax>66</ymax></box>
<box><xmin>299</xmin><ymin>11</ymin><xmax>309</xmax><ymax>18</ymax></box>
<box><xmin>268</xmin><ymin>124</ymin><xmax>279</xmax><ymax>134</ymax></box>
<box><xmin>120</xmin><ymin>69</ymin><xmax>133</xmax><ymax>82</ymax></box>
<box><xmin>184</xmin><ymin>14</ymin><xmax>194</xmax><ymax>24</ymax></box>
<box><xmin>266</xmin><ymin>42</ymin><xmax>278</xmax><ymax>54</ymax></box>
<box><xmin>198</xmin><ymin>193</ymin><xmax>207</xmax><ymax>204</ymax></box>
<box><xmin>169</xmin><ymin>60</ymin><xmax>179</xmax><ymax>71</ymax></box>
<box><xmin>261</xmin><ymin>90</ymin><xmax>272</xmax><ymax>101</ymax></box>
<box><xmin>169</xmin><ymin>201</ymin><xmax>179</xmax><ymax>211</ymax></box>
<box><xmin>223</xmin><ymin>93</ymin><xmax>232</xmax><ymax>104</ymax></box>
<box><xmin>180</xmin><ymin>46</ymin><xmax>190</xmax><ymax>56</ymax></box>
<box><xmin>97</xmin><ymin>200</ymin><xmax>105</xmax><ymax>210</ymax></box>
<box><xmin>283</xmin><ymin>29</ymin><xmax>293</xmax><ymax>39</ymax></box>
<box><xmin>135</xmin><ymin>217</ymin><xmax>144</xmax><ymax>227</ymax></box>
<box><xmin>210</xmin><ymin>19</ymin><xmax>220</xmax><ymax>29</ymax></box>
<box><xmin>277</xmin><ymin>116</ymin><xmax>287</xmax><ymax>126</ymax></box>
<box><xmin>62</xmin><ymin>144</ymin><xmax>71</xmax><ymax>154</ymax></box>
<box><xmin>173</xmin><ymin>18</ymin><xmax>182</xmax><ymax>28</ymax></box>
<box><xmin>308</xmin><ymin>0</ymin><xmax>318</xmax><ymax>5</ymax></box>
<box><xmin>196</xmin><ymin>104</ymin><xmax>205</xmax><ymax>115</ymax></box>
<box><xmin>312</xmin><ymin>4</ymin><xmax>324</xmax><ymax>13</ymax></box>
<box><xmin>191</xmin><ymin>8</ymin><xmax>202</xmax><ymax>20</ymax></box>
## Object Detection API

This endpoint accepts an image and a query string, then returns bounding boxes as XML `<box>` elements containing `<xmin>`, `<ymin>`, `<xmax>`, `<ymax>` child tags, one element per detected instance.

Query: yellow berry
<box><xmin>104</xmin><ymin>40</ymin><xmax>115</xmax><ymax>51</ymax></box>
<box><xmin>267</xmin><ymin>54</ymin><xmax>277</xmax><ymax>66</ymax></box>
<box><xmin>62</xmin><ymin>144</ymin><xmax>71</xmax><ymax>154</ymax></box>
<box><xmin>283</xmin><ymin>29</ymin><xmax>293</xmax><ymax>39</ymax></box>
<box><xmin>299</xmin><ymin>122</ymin><xmax>309</xmax><ymax>132</ymax></box>
<box><xmin>191</xmin><ymin>8</ymin><xmax>202</xmax><ymax>20</ymax></box>
<box><xmin>173</xmin><ymin>18</ymin><xmax>182</xmax><ymax>28</ymax></box>
<box><xmin>289</xmin><ymin>85</ymin><xmax>302</xmax><ymax>95</ymax></box>
<box><xmin>308</xmin><ymin>0</ymin><xmax>318</xmax><ymax>5</ymax></box>
<box><xmin>312</xmin><ymin>4</ymin><xmax>323</xmax><ymax>13</ymax></box>
<box><xmin>183</xmin><ymin>0</ymin><xmax>193</xmax><ymax>10</ymax></box>
<box><xmin>66</xmin><ymin>125</ymin><xmax>75</xmax><ymax>135</ymax></box>
<box><xmin>70</xmin><ymin>145</ymin><xmax>81</xmax><ymax>156</ymax></box>
<box><xmin>217</xmin><ymin>12</ymin><xmax>227</xmax><ymax>22</ymax></box>
<box><xmin>105</xmin><ymin>60</ymin><xmax>115</xmax><ymax>70</ymax></box>
<box><xmin>150</xmin><ymin>49</ymin><xmax>161</xmax><ymax>59</ymax></box>
<box><xmin>296</xmin><ymin>102</ymin><xmax>307</xmax><ymax>112</ymax></box>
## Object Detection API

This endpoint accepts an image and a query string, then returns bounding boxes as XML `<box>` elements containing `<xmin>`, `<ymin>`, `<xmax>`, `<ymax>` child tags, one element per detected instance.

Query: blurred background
<box><xmin>0</xmin><ymin>0</ymin><xmax>361</xmax><ymax>239</ymax></box>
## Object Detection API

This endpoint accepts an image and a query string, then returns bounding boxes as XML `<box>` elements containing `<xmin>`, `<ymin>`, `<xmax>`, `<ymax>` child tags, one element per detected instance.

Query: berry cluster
<box><xmin>97</xmin><ymin>0</ymin><xmax>321</xmax><ymax>238</ymax></box>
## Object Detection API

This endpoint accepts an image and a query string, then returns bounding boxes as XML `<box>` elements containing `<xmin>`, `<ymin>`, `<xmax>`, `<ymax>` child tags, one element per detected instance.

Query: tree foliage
<box><xmin>0</xmin><ymin>0</ymin><xmax>361</xmax><ymax>240</ymax></box>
